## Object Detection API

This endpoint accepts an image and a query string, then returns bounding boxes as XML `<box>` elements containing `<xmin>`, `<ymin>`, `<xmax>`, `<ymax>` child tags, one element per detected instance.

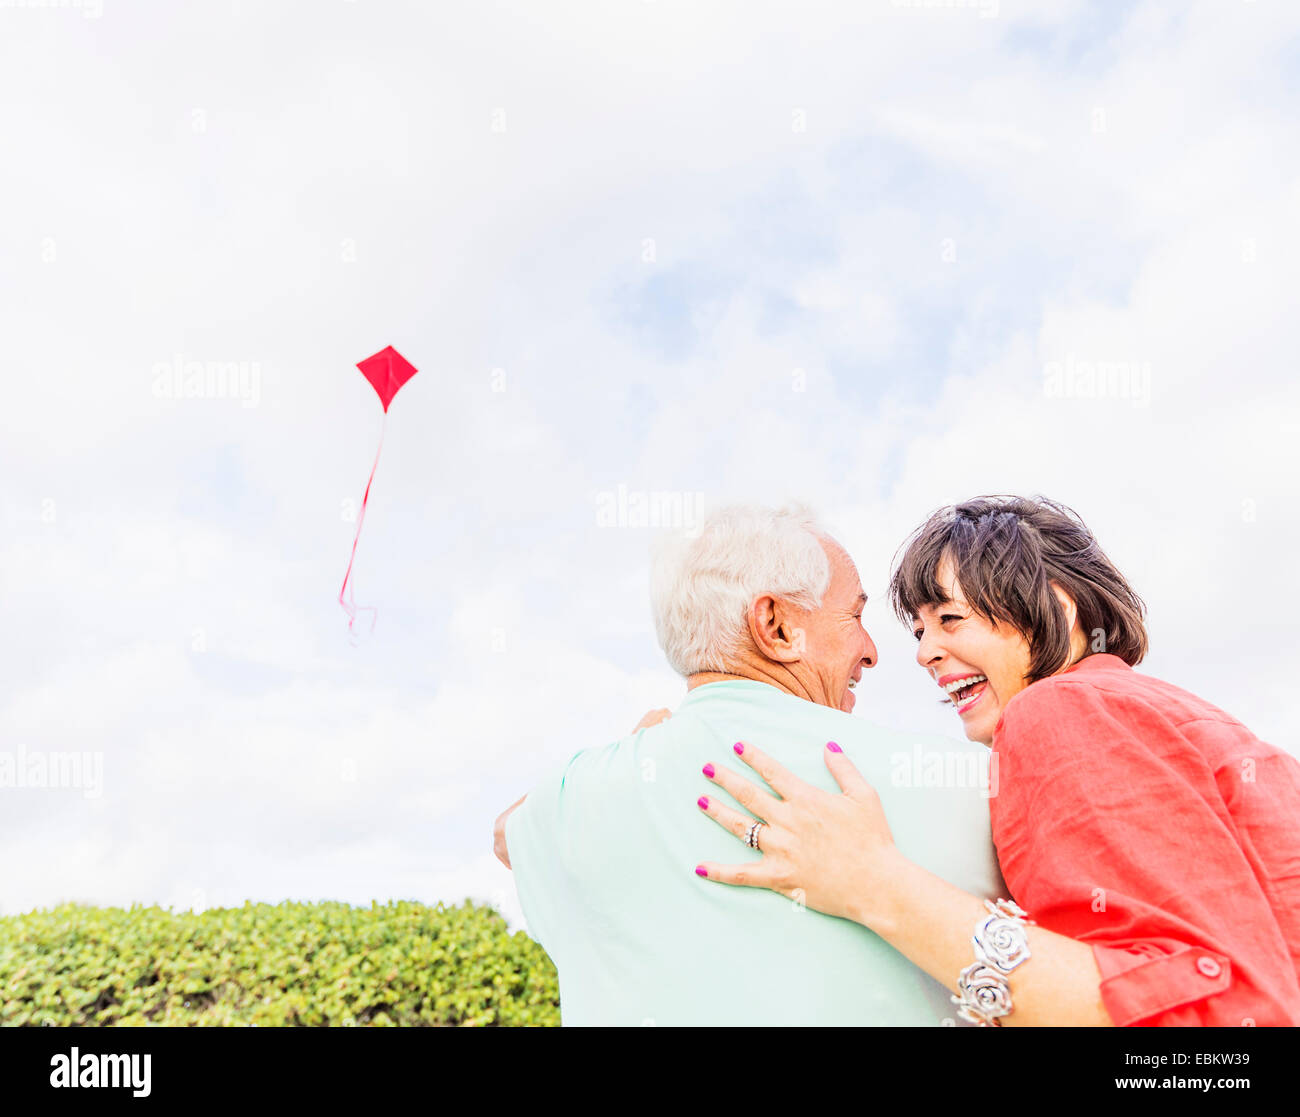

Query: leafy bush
<box><xmin>0</xmin><ymin>899</ymin><xmax>559</xmax><ymax>1026</ymax></box>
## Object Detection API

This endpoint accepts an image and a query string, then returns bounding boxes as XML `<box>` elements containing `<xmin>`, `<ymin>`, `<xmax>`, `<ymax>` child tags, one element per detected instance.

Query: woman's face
<box><xmin>910</xmin><ymin>556</ymin><xmax>1036</xmax><ymax>745</ymax></box>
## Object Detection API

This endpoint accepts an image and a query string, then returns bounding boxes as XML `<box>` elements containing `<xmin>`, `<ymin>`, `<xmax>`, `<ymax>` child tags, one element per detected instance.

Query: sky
<box><xmin>1</xmin><ymin>0</ymin><xmax>1298</xmax><ymax>929</ymax></box>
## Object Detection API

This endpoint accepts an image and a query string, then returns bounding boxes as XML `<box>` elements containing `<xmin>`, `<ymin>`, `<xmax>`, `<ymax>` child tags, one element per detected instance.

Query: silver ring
<box><xmin>745</xmin><ymin>820</ymin><xmax>766</xmax><ymax>850</ymax></box>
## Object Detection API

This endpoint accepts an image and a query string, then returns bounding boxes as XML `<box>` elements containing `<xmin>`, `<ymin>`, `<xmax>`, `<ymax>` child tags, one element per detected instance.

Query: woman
<box><xmin>692</xmin><ymin>495</ymin><xmax>1300</xmax><ymax>1026</ymax></box>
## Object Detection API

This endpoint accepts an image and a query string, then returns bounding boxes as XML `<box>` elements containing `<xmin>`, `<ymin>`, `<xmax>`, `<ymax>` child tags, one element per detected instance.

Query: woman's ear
<box><xmin>1049</xmin><ymin>582</ymin><xmax>1092</xmax><ymax>666</ymax></box>
<box><xmin>1048</xmin><ymin>580</ymin><xmax>1079</xmax><ymax>628</ymax></box>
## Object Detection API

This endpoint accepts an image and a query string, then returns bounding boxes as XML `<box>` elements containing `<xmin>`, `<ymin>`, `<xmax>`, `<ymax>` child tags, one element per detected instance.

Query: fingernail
<box><xmin>702</xmin><ymin>763</ymin><xmax>715</xmax><ymax>778</ymax></box>
<box><xmin>695</xmin><ymin>866</ymin><xmax>708</xmax><ymax>877</ymax></box>
<box><xmin>697</xmin><ymin>796</ymin><xmax>709</xmax><ymax>810</ymax></box>
<box><xmin>733</xmin><ymin>742</ymin><xmax>744</xmax><ymax>755</ymax></box>
<box><xmin>827</xmin><ymin>741</ymin><xmax>842</xmax><ymax>753</ymax></box>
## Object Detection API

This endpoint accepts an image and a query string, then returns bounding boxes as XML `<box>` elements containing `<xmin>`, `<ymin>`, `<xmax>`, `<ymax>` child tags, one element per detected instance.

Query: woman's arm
<box><xmin>857</xmin><ymin>850</ymin><xmax>1112</xmax><ymax>1026</ymax></box>
<box><xmin>696</xmin><ymin>740</ymin><xmax>1112</xmax><ymax>1026</ymax></box>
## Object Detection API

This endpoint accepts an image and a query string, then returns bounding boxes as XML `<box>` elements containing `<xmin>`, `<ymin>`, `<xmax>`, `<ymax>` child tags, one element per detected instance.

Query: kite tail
<box><xmin>338</xmin><ymin>413</ymin><xmax>387</xmax><ymax>639</ymax></box>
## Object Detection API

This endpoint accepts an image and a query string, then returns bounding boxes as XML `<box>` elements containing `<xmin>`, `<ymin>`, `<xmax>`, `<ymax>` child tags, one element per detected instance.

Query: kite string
<box><xmin>338</xmin><ymin>411</ymin><xmax>387</xmax><ymax>638</ymax></box>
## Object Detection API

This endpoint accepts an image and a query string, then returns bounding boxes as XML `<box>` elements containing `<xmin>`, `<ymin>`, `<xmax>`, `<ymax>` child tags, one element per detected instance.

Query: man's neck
<box><xmin>685</xmin><ymin>657</ymin><xmax>820</xmax><ymax>705</ymax></box>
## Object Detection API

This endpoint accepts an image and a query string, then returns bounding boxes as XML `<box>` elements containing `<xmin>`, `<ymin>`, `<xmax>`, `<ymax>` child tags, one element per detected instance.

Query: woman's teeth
<box><xmin>945</xmin><ymin>675</ymin><xmax>987</xmax><ymax>704</ymax></box>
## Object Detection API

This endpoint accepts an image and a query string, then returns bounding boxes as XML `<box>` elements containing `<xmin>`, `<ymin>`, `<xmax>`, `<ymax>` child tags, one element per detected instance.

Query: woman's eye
<box><xmin>912</xmin><ymin>628</ymin><xmax>923</xmax><ymax>641</ymax></box>
<box><xmin>940</xmin><ymin>614</ymin><xmax>963</xmax><ymax>624</ymax></box>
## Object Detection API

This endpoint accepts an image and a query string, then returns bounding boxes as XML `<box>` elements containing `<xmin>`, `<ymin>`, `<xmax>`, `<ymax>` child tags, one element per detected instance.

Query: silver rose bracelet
<box><xmin>951</xmin><ymin>898</ymin><xmax>1036</xmax><ymax>1027</ymax></box>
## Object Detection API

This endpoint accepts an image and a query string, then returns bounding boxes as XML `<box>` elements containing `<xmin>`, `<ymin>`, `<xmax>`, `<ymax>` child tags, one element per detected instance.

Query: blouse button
<box><xmin>1196</xmin><ymin>956</ymin><xmax>1222</xmax><ymax>978</ymax></box>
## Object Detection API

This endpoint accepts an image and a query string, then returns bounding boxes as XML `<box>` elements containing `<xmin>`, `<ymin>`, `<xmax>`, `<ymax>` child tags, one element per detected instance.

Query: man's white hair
<box><xmin>650</xmin><ymin>503</ymin><xmax>832</xmax><ymax>677</ymax></box>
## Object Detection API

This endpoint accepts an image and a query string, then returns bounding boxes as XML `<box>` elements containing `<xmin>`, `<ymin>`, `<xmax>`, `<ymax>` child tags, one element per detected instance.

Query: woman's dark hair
<box><xmin>888</xmin><ymin>495</ymin><xmax>1148</xmax><ymax>683</ymax></box>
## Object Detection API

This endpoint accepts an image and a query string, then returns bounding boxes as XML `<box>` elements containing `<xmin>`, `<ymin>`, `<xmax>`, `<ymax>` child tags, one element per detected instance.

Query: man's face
<box><xmin>797</xmin><ymin>538</ymin><xmax>878</xmax><ymax>712</ymax></box>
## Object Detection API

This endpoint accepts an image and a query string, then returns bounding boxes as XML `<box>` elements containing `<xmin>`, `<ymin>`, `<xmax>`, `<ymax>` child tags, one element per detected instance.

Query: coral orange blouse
<box><xmin>990</xmin><ymin>654</ymin><xmax>1300</xmax><ymax>1026</ymax></box>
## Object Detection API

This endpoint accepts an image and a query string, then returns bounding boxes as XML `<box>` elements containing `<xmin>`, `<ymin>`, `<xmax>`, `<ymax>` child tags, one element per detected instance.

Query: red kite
<box><xmin>339</xmin><ymin>346</ymin><xmax>418</xmax><ymax>638</ymax></box>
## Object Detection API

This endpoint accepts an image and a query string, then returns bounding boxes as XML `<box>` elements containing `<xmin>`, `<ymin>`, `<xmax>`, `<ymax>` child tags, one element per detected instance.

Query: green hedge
<box><xmin>0</xmin><ymin>899</ymin><xmax>559</xmax><ymax>1027</ymax></box>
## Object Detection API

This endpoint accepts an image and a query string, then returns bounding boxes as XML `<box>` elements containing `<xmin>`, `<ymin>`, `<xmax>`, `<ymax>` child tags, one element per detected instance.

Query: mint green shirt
<box><xmin>507</xmin><ymin>680</ymin><xmax>1005</xmax><ymax>1026</ymax></box>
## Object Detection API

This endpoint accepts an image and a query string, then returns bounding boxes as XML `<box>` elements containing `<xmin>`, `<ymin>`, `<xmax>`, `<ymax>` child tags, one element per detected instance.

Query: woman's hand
<box><xmin>694</xmin><ymin>740</ymin><xmax>908</xmax><ymax>930</ymax></box>
<box><xmin>696</xmin><ymin>741</ymin><xmax>1115</xmax><ymax>1025</ymax></box>
<box><xmin>493</xmin><ymin>794</ymin><xmax>527</xmax><ymax>869</ymax></box>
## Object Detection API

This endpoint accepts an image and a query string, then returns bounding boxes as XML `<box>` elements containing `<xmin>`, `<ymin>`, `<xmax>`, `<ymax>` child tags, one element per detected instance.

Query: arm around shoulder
<box><xmin>493</xmin><ymin>793</ymin><xmax>527</xmax><ymax>869</ymax></box>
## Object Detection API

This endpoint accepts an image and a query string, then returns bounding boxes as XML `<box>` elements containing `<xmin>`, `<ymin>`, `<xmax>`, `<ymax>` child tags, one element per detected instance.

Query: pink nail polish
<box><xmin>702</xmin><ymin>763</ymin><xmax>715</xmax><ymax>778</ymax></box>
<box><xmin>733</xmin><ymin>742</ymin><xmax>744</xmax><ymax>755</ymax></box>
<box><xmin>695</xmin><ymin>866</ymin><xmax>708</xmax><ymax>877</ymax></box>
<box><xmin>827</xmin><ymin>741</ymin><xmax>842</xmax><ymax>753</ymax></box>
<box><xmin>697</xmin><ymin>796</ymin><xmax>709</xmax><ymax>810</ymax></box>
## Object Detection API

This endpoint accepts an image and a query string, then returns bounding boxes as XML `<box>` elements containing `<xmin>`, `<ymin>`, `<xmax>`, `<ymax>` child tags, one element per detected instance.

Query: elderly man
<box><xmin>496</xmin><ymin>504</ymin><xmax>1003</xmax><ymax>1025</ymax></box>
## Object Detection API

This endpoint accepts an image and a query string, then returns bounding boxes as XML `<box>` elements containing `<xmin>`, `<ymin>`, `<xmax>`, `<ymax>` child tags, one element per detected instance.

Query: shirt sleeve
<box><xmin>993</xmin><ymin>680</ymin><xmax>1300</xmax><ymax>1027</ymax></box>
<box><xmin>504</xmin><ymin>749</ymin><xmax>589</xmax><ymax>970</ymax></box>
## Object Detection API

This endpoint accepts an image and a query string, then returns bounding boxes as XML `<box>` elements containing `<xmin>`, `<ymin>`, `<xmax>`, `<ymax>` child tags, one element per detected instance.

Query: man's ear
<box><xmin>748</xmin><ymin>593</ymin><xmax>805</xmax><ymax>664</ymax></box>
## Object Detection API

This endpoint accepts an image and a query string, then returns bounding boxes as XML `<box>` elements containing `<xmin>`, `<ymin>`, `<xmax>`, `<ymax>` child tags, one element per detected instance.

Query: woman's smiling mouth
<box><xmin>938</xmin><ymin>673</ymin><xmax>988</xmax><ymax>715</ymax></box>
